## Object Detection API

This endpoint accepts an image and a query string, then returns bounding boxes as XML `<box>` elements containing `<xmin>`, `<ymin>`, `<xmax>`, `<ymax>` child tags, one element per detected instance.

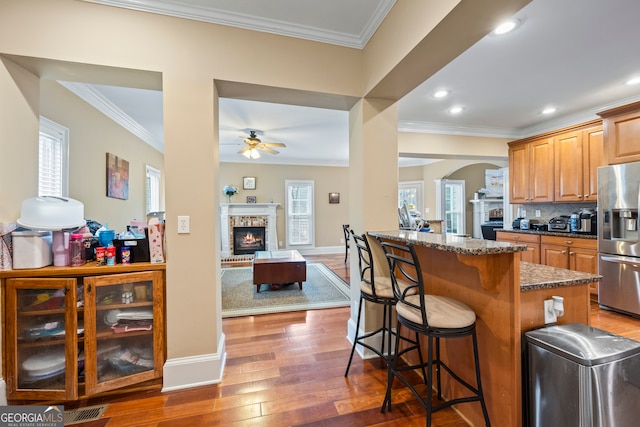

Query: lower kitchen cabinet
<box><xmin>496</xmin><ymin>231</ymin><xmax>541</xmax><ymax>264</ymax></box>
<box><xmin>1</xmin><ymin>264</ymin><xmax>165</xmax><ymax>401</ymax></box>
<box><xmin>540</xmin><ymin>235</ymin><xmax>598</xmax><ymax>299</ymax></box>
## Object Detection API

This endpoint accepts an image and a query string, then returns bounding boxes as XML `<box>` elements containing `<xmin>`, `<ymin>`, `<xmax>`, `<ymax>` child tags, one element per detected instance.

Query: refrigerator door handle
<box><xmin>601</xmin><ymin>254</ymin><xmax>640</xmax><ymax>267</ymax></box>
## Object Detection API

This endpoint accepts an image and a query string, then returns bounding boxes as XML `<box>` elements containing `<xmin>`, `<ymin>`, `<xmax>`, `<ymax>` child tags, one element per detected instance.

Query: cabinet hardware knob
<box><xmin>569</xmin><ymin>252</ymin><xmax>575</xmax><ymax>255</ymax></box>
<box><xmin>562</xmin><ymin>250</ymin><xmax>567</xmax><ymax>254</ymax></box>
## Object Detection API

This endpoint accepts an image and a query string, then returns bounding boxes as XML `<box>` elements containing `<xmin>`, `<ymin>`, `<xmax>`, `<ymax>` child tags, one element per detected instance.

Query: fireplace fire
<box><xmin>233</xmin><ymin>226</ymin><xmax>266</xmax><ymax>255</ymax></box>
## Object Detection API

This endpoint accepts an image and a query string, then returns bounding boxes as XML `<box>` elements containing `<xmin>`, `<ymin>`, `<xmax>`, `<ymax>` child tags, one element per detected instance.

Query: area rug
<box><xmin>221</xmin><ymin>262</ymin><xmax>350</xmax><ymax>318</ymax></box>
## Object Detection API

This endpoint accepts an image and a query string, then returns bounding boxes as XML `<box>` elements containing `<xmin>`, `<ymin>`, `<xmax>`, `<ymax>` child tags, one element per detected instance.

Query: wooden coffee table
<box><xmin>252</xmin><ymin>250</ymin><xmax>306</xmax><ymax>292</ymax></box>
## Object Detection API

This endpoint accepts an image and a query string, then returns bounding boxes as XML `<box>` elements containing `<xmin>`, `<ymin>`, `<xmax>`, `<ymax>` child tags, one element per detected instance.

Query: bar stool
<box><xmin>342</xmin><ymin>224</ymin><xmax>350</xmax><ymax>263</ymax></box>
<box><xmin>379</xmin><ymin>240</ymin><xmax>491</xmax><ymax>427</ymax></box>
<box><xmin>344</xmin><ymin>231</ymin><xmax>422</xmax><ymax>378</ymax></box>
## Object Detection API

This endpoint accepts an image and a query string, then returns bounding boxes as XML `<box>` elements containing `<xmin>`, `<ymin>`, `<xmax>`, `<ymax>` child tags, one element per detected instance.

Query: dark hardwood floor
<box><xmin>65</xmin><ymin>253</ymin><xmax>640</xmax><ymax>426</ymax></box>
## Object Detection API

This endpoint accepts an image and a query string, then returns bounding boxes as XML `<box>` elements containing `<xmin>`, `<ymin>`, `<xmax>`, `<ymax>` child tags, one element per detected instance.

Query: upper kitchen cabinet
<box><xmin>599</xmin><ymin>101</ymin><xmax>640</xmax><ymax>164</ymax></box>
<box><xmin>554</xmin><ymin>124</ymin><xmax>604</xmax><ymax>202</ymax></box>
<box><xmin>509</xmin><ymin>137</ymin><xmax>554</xmax><ymax>204</ymax></box>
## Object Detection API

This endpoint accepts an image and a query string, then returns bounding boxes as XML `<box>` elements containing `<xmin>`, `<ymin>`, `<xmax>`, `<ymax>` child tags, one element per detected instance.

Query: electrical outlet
<box><xmin>177</xmin><ymin>215</ymin><xmax>190</xmax><ymax>234</ymax></box>
<box><xmin>535</xmin><ymin>210</ymin><xmax>541</xmax><ymax>217</ymax></box>
<box><xmin>544</xmin><ymin>299</ymin><xmax>557</xmax><ymax>324</ymax></box>
<box><xmin>521</xmin><ymin>209</ymin><xmax>526</xmax><ymax>217</ymax></box>
<box><xmin>425</xmin><ymin>208</ymin><xmax>430</xmax><ymax>214</ymax></box>
<box><xmin>340</xmin><ymin>238</ymin><xmax>344</xmax><ymax>244</ymax></box>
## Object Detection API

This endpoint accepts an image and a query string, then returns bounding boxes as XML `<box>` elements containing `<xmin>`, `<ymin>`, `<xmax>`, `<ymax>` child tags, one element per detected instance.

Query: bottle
<box><xmin>69</xmin><ymin>233</ymin><xmax>85</xmax><ymax>267</ymax></box>
<box><xmin>52</xmin><ymin>231</ymin><xmax>70</xmax><ymax>266</ymax></box>
<box><xmin>106</xmin><ymin>245</ymin><xmax>116</xmax><ymax>266</ymax></box>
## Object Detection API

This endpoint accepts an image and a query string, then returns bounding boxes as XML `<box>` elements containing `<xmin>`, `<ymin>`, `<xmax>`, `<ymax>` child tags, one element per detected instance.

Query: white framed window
<box><xmin>38</xmin><ymin>117</ymin><xmax>69</xmax><ymax>197</ymax></box>
<box><xmin>435</xmin><ymin>179</ymin><xmax>466</xmax><ymax>235</ymax></box>
<box><xmin>146</xmin><ymin>165</ymin><xmax>161</xmax><ymax>214</ymax></box>
<box><xmin>399</xmin><ymin>180</ymin><xmax>424</xmax><ymax>214</ymax></box>
<box><xmin>285</xmin><ymin>180</ymin><xmax>314</xmax><ymax>247</ymax></box>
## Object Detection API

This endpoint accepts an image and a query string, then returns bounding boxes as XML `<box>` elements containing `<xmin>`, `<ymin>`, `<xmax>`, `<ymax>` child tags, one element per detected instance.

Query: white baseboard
<box><xmin>0</xmin><ymin>379</ymin><xmax>6</xmax><ymax>405</ymax></box>
<box><xmin>162</xmin><ymin>333</ymin><xmax>226</xmax><ymax>392</ymax></box>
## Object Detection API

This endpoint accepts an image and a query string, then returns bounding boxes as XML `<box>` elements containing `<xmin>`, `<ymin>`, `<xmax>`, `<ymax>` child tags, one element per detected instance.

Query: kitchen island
<box><xmin>367</xmin><ymin>230</ymin><xmax>600</xmax><ymax>427</ymax></box>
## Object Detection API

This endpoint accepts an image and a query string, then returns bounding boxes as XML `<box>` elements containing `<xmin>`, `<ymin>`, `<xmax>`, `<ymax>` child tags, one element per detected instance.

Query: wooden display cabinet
<box><xmin>1</xmin><ymin>264</ymin><xmax>165</xmax><ymax>401</ymax></box>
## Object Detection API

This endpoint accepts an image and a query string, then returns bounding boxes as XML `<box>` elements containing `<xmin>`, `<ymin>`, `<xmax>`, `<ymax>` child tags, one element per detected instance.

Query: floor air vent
<box><xmin>64</xmin><ymin>404</ymin><xmax>108</xmax><ymax>425</ymax></box>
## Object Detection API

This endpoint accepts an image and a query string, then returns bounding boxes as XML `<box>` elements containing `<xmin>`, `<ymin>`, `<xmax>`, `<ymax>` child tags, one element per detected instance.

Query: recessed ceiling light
<box><xmin>627</xmin><ymin>76</ymin><xmax>640</xmax><ymax>85</ymax></box>
<box><xmin>433</xmin><ymin>90</ymin><xmax>449</xmax><ymax>98</ymax></box>
<box><xmin>542</xmin><ymin>107</ymin><xmax>557</xmax><ymax>115</ymax></box>
<box><xmin>449</xmin><ymin>106</ymin><xmax>464</xmax><ymax>114</ymax></box>
<box><xmin>491</xmin><ymin>18</ymin><xmax>520</xmax><ymax>36</ymax></box>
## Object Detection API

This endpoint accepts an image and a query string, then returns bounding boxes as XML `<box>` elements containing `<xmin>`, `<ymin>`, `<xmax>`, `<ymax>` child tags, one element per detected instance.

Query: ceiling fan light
<box><xmin>243</xmin><ymin>148</ymin><xmax>261</xmax><ymax>159</ymax></box>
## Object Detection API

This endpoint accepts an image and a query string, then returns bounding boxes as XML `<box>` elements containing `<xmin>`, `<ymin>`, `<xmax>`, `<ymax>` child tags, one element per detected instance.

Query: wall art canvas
<box><xmin>106</xmin><ymin>153</ymin><xmax>129</xmax><ymax>200</ymax></box>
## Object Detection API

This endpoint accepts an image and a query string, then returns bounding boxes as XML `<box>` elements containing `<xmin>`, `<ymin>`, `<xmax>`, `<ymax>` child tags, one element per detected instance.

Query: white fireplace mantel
<box><xmin>220</xmin><ymin>203</ymin><xmax>279</xmax><ymax>258</ymax></box>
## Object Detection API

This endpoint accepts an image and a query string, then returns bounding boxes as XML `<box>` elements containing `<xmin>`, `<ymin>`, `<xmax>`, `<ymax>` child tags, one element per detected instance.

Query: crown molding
<box><xmin>58</xmin><ymin>81</ymin><xmax>163</xmax><ymax>152</ymax></box>
<box><xmin>84</xmin><ymin>0</ymin><xmax>395</xmax><ymax>49</ymax></box>
<box><xmin>397</xmin><ymin>121</ymin><xmax>522</xmax><ymax>139</ymax></box>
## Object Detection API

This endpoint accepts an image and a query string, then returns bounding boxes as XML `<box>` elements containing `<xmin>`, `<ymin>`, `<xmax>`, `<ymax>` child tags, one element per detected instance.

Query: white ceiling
<box><xmin>75</xmin><ymin>0</ymin><xmax>640</xmax><ymax>167</ymax></box>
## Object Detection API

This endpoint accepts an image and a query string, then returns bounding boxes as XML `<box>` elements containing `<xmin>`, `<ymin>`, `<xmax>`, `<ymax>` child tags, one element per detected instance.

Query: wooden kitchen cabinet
<box><xmin>509</xmin><ymin>137</ymin><xmax>554</xmax><ymax>204</ymax></box>
<box><xmin>554</xmin><ymin>125</ymin><xmax>604</xmax><ymax>202</ymax></box>
<box><xmin>496</xmin><ymin>231</ymin><xmax>540</xmax><ymax>263</ymax></box>
<box><xmin>540</xmin><ymin>235</ymin><xmax>598</xmax><ymax>299</ymax></box>
<box><xmin>599</xmin><ymin>100</ymin><xmax>640</xmax><ymax>164</ymax></box>
<box><xmin>1</xmin><ymin>264</ymin><xmax>165</xmax><ymax>401</ymax></box>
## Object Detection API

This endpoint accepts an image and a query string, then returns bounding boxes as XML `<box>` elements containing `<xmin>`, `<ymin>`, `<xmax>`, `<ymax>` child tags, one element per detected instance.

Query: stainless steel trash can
<box><xmin>525</xmin><ymin>323</ymin><xmax>640</xmax><ymax>427</ymax></box>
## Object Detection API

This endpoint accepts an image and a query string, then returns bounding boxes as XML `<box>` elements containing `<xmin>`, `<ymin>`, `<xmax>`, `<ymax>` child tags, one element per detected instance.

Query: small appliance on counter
<box><xmin>519</xmin><ymin>219</ymin><xmax>539</xmax><ymax>230</ymax></box>
<box><xmin>548</xmin><ymin>215</ymin><xmax>571</xmax><ymax>232</ymax></box>
<box><xmin>570</xmin><ymin>208</ymin><xmax>597</xmax><ymax>235</ymax></box>
<box><xmin>512</xmin><ymin>217</ymin><xmax>523</xmax><ymax>229</ymax></box>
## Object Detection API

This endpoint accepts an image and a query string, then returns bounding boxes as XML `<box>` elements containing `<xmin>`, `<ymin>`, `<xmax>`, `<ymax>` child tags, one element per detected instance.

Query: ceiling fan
<box><xmin>238</xmin><ymin>130</ymin><xmax>286</xmax><ymax>159</ymax></box>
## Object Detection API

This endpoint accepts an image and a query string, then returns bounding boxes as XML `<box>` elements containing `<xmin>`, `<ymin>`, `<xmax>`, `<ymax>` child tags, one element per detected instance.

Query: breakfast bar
<box><xmin>367</xmin><ymin>230</ymin><xmax>600</xmax><ymax>427</ymax></box>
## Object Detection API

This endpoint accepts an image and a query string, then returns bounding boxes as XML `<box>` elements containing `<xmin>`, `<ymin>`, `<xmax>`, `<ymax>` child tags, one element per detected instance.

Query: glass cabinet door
<box><xmin>5</xmin><ymin>278</ymin><xmax>78</xmax><ymax>400</ymax></box>
<box><xmin>83</xmin><ymin>271</ymin><xmax>164</xmax><ymax>395</ymax></box>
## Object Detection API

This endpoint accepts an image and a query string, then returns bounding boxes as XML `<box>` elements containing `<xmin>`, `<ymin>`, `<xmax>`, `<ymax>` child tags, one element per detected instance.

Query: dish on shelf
<box><xmin>103</xmin><ymin>308</ymin><xmax>153</xmax><ymax>326</ymax></box>
<box><xmin>21</xmin><ymin>348</ymin><xmax>66</xmax><ymax>380</ymax></box>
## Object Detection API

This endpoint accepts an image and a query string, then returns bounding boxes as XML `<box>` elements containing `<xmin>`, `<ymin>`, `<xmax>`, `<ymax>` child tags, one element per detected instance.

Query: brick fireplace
<box><xmin>220</xmin><ymin>203</ymin><xmax>279</xmax><ymax>258</ymax></box>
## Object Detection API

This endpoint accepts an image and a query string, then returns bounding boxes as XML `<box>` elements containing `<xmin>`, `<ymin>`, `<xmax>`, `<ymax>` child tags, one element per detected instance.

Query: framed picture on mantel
<box><xmin>243</xmin><ymin>176</ymin><xmax>256</xmax><ymax>190</ymax></box>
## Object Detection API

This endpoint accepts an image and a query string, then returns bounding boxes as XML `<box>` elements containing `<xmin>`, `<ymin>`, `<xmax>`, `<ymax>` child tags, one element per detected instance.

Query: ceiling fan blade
<box><xmin>258</xmin><ymin>146</ymin><xmax>279</xmax><ymax>155</ymax></box>
<box><xmin>262</xmin><ymin>142</ymin><xmax>286</xmax><ymax>147</ymax></box>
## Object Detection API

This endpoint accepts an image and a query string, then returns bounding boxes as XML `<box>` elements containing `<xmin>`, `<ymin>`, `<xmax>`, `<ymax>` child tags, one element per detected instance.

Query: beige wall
<box><xmin>40</xmin><ymin>80</ymin><xmax>164</xmax><ymax>232</ymax></box>
<box><xmin>219</xmin><ymin>163</ymin><xmax>349</xmax><ymax>249</ymax></box>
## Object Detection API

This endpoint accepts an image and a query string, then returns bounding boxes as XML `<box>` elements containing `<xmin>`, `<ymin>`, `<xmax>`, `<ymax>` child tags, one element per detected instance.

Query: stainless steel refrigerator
<box><xmin>598</xmin><ymin>161</ymin><xmax>640</xmax><ymax>316</ymax></box>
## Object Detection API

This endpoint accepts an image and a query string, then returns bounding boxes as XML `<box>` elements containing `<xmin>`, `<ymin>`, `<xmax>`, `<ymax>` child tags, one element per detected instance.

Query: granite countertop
<box><xmin>368</xmin><ymin>230</ymin><xmax>528</xmax><ymax>256</ymax></box>
<box><xmin>367</xmin><ymin>230</ymin><xmax>601</xmax><ymax>290</ymax></box>
<box><xmin>520</xmin><ymin>261</ymin><xmax>601</xmax><ymax>291</ymax></box>
<box><xmin>499</xmin><ymin>228</ymin><xmax>597</xmax><ymax>240</ymax></box>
